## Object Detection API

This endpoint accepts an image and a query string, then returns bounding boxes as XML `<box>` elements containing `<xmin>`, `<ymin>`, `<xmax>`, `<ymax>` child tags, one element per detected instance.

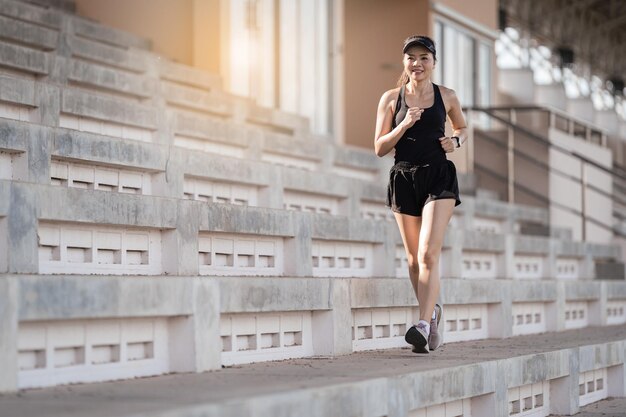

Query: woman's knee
<box><xmin>407</xmin><ymin>255</ymin><xmax>420</xmax><ymax>275</ymax></box>
<box><xmin>418</xmin><ymin>245</ymin><xmax>441</xmax><ymax>269</ymax></box>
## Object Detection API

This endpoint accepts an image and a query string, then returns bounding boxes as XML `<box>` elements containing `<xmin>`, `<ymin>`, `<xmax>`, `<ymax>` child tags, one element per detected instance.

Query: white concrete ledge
<box><xmin>159</xmin><ymin>60</ymin><xmax>222</xmax><ymax>91</ymax></box>
<box><xmin>163</xmin><ymin>83</ymin><xmax>234</xmax><ymax>117</ymax></box>
<box><xmin>218</xmin><ymin>277</ymin><xmax>332</xmax><ymax>313</ymax></box>
<box><xmin>16</xmin><ymin>275</ymin><xmax>196</xmax><ymax>321</ymax></box>
<box><xmin>0</xmin><ymin>0</ymin><xmax>62</xmax><ymax>29</ymax></box>
<box><xmin>0</xmin><ymin>41</ymin><xmax>50</xmax><ymax>75</ymax></box>
<box><xmin>61</xmin><ymin>88</ymin><xmax>157</xmax><ymax>129</ymax></box>
<box><xmin>72</xmin><ymin>16</ymin><xmax>151</xmax><ymax>50</ymax></box>
<box><xmin>69</xmin><ymin>36</ymin><xmax>147</xmax><ymax>73</ymax></box>
<box><xmin>0</xmin><ymin>75</ymin><xmax>35</xmax><ymax>107</ymax></box>
<box><xmin>68</xmin><ymin>59</ymin><xmax>155</xmax><ymax>99</ymax></box>
<box><xmin>0</xmin><ymin>14</ymin><xmax>58</xmax><ymax>50</ymax></box>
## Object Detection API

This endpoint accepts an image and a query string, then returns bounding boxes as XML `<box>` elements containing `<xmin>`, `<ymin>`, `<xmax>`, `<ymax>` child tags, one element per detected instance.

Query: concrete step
<box><xmin>551</xmin><ymin>396</ymin><xmax>626</xmax><ymax>417</ymax></box>
<box><xmin>0</xmin><ymin>0</ymin><xmax>62</xmax><ymax>29</ymax></box>
<box><xmin>72</xmin><ymin>15</ymin><xmax>151</xmax><ymax>51</ymax></box>
<box><xmin>13</xmin><ymin>0</ymin><xmax>74</xmax><ymax>13</ymax></box>
<box><xmin>0</xmin><ymin>0</ymin><xmax>151</xmax><ymax>51</ymax></box>
<box><xmin>1</xmin><ymin>325</ymin><xmax>625</xmax><ymax>417</ymax></box>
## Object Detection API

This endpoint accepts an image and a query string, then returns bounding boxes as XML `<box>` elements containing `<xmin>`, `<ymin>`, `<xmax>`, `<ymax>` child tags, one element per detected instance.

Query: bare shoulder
<box><xmin>437</xmin><ymin>85</ymin><xmax>459</xmax><ymax>102</ymax></box>
<box><xmin>437</xmin><ymin>84</ymin><xmax>461</xmax><ymax>113</ymax></box>
<box><xmin>380</xmin><ymin>87</ymin><xmax>402</xmax><ymax>108</ymax></box>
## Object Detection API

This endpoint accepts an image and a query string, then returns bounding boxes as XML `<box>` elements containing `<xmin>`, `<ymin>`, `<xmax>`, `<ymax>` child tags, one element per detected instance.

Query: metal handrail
<box><xmin>486</xmin><ymin>104</ymin><xmax>609</xmax><ymax>141</ymax></box>
<box><xmin>468</xmin><ymin>106</ymin><xmax>625</xmax><ymax>181</ymax></box>
<box><xmin>476</xmin><ymin>129</ymin><xmax>620</xmax><ymax>203</ymax></box>
<box><xmin>474</xmin><ymin>163</ymin><xmax>618</xmax><ymax>233</ymax></box>
<box><xmin>468</xmin><ymin>106</ymin><xmax>626</xmax><ymax>239</ymax></box>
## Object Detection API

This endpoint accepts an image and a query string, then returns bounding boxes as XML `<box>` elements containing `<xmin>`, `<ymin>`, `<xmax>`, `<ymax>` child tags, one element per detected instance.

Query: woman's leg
<box><xmin>417</xmin><ymin>199</ymin><xmax>455</xmax><ymax>322</ymax></box>
<box><xmin>393</xmin><ymin>212</ymin><xmax>422</xmax><ymax>298</ymax></box>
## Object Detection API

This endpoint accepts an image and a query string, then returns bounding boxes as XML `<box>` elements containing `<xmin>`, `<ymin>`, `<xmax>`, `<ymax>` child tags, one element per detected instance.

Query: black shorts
<box><xmin>386</xmin><ymin>160</ymin><xmax>461</xmax><ymax>217</ymax></box>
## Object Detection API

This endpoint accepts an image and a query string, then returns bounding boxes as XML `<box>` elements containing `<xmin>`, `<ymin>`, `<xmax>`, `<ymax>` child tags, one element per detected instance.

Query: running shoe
<box><xmin>429</xmin><ymin>304</ymin><xmax>443</xmax><ymax>351</ymax></box>
<box><xmin>405</xmin><ymin>322</ymin><xmax>429</xmax><ymax>354</ymax></box>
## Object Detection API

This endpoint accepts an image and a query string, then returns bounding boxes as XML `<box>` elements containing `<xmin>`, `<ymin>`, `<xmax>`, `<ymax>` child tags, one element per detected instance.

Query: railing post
<box><xmin>508</xmin><ymin>110</ymin><xmax>516</xmax><ymax>204</ymax></box>
<box><xmin>466</xmin><ymin>110</ymin><xmax>474</xmax><ymax>175</ymax></box>
<box><xmin>581</xmin><ymin>162</ymin><xmax>587</xmax><ymax>241</ymax></box>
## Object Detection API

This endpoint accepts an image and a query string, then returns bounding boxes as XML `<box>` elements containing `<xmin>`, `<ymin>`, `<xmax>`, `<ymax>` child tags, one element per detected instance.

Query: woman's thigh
<box><xmin>393</xmin><ymin>212</ymin><xmax>422</xmax><ymax>259</ymax></box>
<box><xmin>418</xmin><ymin>199</ymin><xmax>455</xmax><ymax>251</ymax></box>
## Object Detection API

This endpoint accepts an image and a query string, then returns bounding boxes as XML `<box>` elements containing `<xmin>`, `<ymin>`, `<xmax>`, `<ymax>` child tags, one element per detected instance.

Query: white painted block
<box><xmin>0</xmin><ymin>152</ymin><xmax>13</xmax><ymax>180</ymax></box>
<box><xmin>39</xmin><ymin>223</ymin><xmax>162</xmax><ymax>275</ymax></box>
<box><xmin>360</xmin><ymin>200</ymin><xmax>395</xmax><ymax>221</ymax></box>
<box><xmin>473</xmin><ymin>217</ymin><xmax>503</xmax><ymax>234</ymax></box>
<box><xmin>507</xmin><ymin>380</ymin><xmax>550</xmax><ymax>416</ymax></box>
<box><xmin>79</xmin><ymin>117</ymin><xmax>103</xmax><ymax>135</ymax></box>
<box><xmin>102</xmin><ymin>122</ymin><xmax>123</xmax><ymax>138</ymax></box>
<box><xmin>462</xmin><ymin>252</ymin><xmax>498</xmax><ymax>279</ymax></box>
<box><xmin>512</xmin><ymin>302</ymin><xmax>547</xmax><ymax>336</ymax></box>
<box><xmin>59</xmin><ymin>114</ymin><xmax>80</xmax><ymax>130</ymax></box>
<box><xmin>514</xmin><ymin>255</ymin><xmax>544</xmax><ymax>279</ymax></box>
<box><xmin>70</xmin><ymin>164</ymin><xmax>95</xmax><ymax>187</ymax></box>
<box><xmin>556</xmin><ymin>258</ymin><xmax>580</xmax><ymax>279</ymax></box>
<box><xmin>184</xmin><ymin>177</ymin><xmax>258</xmax><ymax>206</ymax></box>
<box><xmin>50</xmin><ymin>160</ymin><xmax>69</xmax><ymax>182</ymax></box>
<box><xmin>261</xmin><ymin>152</ymin><xmax>317</xmax><ymax>171</ymax></box>
<box><xmin>331</xmin><ymin>165</ymin><xmax>376</xmax><ymax>182</ymax></box>
<box><xmin>395</xmin><ymin>245</ymin><xmax>409</xmax><ymax>278</ymax></box>
<box><xmin>579</xmin><ymin>368</ymin><xmax>608</xmax><ymax>406</ymax></box>
<box><xmin>175</xmin><ymin>135</ymin><xmax>245</xmax><ymax>158</ymax></box>
<box><xmin>606</xmin><ymin>300</ymin><xmax>626</xmax><ymax>325</ymax></box>
<box><xmin>409</xmin><ymin>398</ymin><xmax>472</xmax><ymax>417</ymax></box>
<box><xmin>199</xmin><ymin>233</ymin><xmax>283</xmax><ymax>276</ymax></box>
<box><xmin>95</xmin><ymin>168</ymin><xmax>120</xmax><ymax>189</ymax></box>
<box><xmin>564</xmin><ymin>301</ymin><xmax>589</xmax><ymax>330</ymax></box>
<box><xmin>352</xmin><ymin>307</ymin><xmax>415</xmax><ymax>351</ymax></box>
<box><xmin>221</xmin><ymin>312</ymin><xmax>313</xmax><ymax>365</ymax></box>
<box><xmin>51</xmin><ymin>159</ymin><xmax>152</xmax><ymax>195</ymax></box>
<box><xmin>312</xmin><ymin>240</ymin><xmax>374</xmax><ymax>278</ymax></box>
<box><xmin>18</xmin><ymin>318</ymin><xmax>169</xmax><ymax>389</ymax></box>
<box><xmin>444</xmin><ymin>304</ymin><xmax>489</xmax><ymax>343</ymax></box>
<box><xmin>0</xmin><ymin>102</ymin><xmax>31</xmax><ymax>122</ymax></box>
<box><xmin>284</xmin><ymin>190</ymin><xmax>340</xmax><ymax>215</ymax></box>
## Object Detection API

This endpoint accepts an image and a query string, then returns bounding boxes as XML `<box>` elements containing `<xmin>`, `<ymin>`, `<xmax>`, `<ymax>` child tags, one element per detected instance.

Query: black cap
<box><xmin>402</xmin><ymin>35</ymin><xmax>436</xmax><ymax>57</ymax></box>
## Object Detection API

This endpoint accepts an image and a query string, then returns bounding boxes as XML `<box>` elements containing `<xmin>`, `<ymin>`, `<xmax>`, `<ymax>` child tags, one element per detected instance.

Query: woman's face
<box><xmin>403</xmin><ymin>45</ymin><xmax>435</xmax><ymax>82</ymax></box>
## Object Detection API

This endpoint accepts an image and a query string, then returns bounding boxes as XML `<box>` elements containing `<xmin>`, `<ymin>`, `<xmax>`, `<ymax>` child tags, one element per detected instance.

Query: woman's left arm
<box><xmin>447</xmin><ymin>89</ymin><xmax>468</xmax><ymax>146</ymax></box>
<box><xmin>439</xmin><ymin>88</ymin><xmax>469</xmax><ymax>152</ymax></box>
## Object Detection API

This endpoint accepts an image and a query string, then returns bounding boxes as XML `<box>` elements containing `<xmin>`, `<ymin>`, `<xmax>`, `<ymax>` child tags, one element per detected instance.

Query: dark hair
<box><xmin>397</xmin><ymin>35</ymin><xmax>437</xmax><ymax>87</ymax></box>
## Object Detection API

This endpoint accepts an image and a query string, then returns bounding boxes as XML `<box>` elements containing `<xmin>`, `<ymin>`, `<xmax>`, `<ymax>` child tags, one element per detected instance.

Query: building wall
<box><xmin>437</xmin><ymin>0</ymin><xmax>497</xmax><ymax>30</ymax></box>
<box><xmin>344</xmin><ymin>0</ymin><xmax>431</xmax><ymax>149</ymax></box>
<box><xmin>76</xmin><ymin>0</ymin><xmax>194</xmax><ymax>64</ymax></box>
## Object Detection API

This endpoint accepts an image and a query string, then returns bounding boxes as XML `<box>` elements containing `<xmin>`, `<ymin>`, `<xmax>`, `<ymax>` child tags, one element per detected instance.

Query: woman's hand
<box><xmin>399</xmin><ymin>107</ymin><xmax>424</xmax><ymax>129</ymax></box>
<box><xmin>439</xmin><ymin>136</ymin><xmax>456</xmax><ymax>153</ymax></box>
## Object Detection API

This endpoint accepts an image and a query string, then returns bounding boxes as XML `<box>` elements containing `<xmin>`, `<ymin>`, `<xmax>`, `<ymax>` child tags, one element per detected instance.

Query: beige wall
<box><xmin>192</xmin><ymin>0</ymin><xmax>221</xmax><ymax>74</ymax></box>
<box><xmin>76</xmin><ymin>0</ymin><xmax>194</xmax><ymax>65</ymax></box>
<box><xmin>344</xmin><ymin>0</ymin><xmax>430</xmax><ymax>149</ymax></box>
<box><xmin>436</xmin><ymin>0</ymin><xmax>497</xmax><ymax>30</ymax></box>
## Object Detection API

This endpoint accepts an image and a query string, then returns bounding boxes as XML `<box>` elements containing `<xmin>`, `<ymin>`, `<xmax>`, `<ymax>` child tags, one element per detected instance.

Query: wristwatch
<box><xmin>452</xmin><ymin>136</ymin><xmax>461</xmax><ymax>148</ymax></box>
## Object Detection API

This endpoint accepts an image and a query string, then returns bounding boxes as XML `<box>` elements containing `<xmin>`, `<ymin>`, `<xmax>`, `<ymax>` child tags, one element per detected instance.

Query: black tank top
<box><xmin>392</xmin><ymin>83</ymin><xmax>447</xmax><ymax>165</ymax></box>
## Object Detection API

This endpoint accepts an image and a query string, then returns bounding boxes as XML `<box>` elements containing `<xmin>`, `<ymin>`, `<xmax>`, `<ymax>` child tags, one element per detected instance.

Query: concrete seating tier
<box><xmin>0</xmin><ymin>117</ymin><xmax>604</xmax><ymax>254</ymax></box>
<box><xmin>1</xmin><ymin>3</ymin><xmax>626</xmax><ymax>414</ymax></box>
<box><xmin>1</xmin><ymin>322</ymin><xmax>625</xmax><ymax>417</ymax></box>
<box><xmin>0</xmin><ymin>0</ymin><xmax>149</xmax><ymax>50</ymax></box>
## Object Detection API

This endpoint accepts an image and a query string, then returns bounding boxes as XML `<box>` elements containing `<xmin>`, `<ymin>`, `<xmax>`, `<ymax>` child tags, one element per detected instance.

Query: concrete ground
<box><xmin>1</xmin><ymin>325</ymin><xmax>626</xmax><ymax>417</ymax></box>
<box><xmin>551</xmin><ymin>397</ymin><xmax>626</xmax><ymax>416</ymax></box>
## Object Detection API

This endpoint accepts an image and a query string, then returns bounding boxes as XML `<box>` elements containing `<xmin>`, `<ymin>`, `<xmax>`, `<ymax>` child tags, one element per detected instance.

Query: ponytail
<box><xmin>396</xmin><ymin>71</ymin><xmax>409</xmax><ymax>87</ymax></box>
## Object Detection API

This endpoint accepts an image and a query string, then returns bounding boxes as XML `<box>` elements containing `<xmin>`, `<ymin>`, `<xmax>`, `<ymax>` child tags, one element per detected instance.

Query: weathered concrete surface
<box><xmin>1</xmin><ymin>325</ymin><xmax>625</xmax><ymax>417</ymax></box>
<box><xmin>552</xmin><ymin>397</ymin><xmax>626</xmax><ymax>416</ymax></box>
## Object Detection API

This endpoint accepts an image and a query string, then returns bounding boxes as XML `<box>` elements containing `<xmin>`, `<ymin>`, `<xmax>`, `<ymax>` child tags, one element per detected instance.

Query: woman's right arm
<box><xmin>374</xmin><ymin>90</ymin><xmax>421</xmax><ymax>157</ymax></box>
